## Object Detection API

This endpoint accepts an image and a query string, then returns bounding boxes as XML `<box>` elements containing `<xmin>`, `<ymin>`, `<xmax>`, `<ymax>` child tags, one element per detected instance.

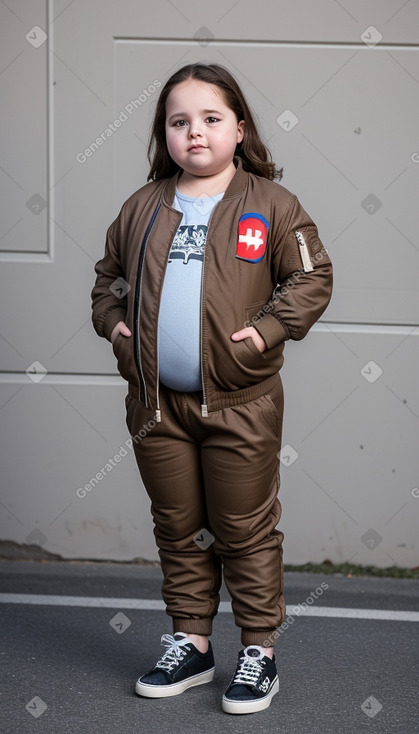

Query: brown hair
<box><xmin>146</xmin><ymin>62</ymin><xmax>283</xmax><ymax>182</ymax></box>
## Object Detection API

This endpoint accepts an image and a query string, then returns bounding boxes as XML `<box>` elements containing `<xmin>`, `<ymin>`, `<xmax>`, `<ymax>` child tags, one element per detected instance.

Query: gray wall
<box><xmin>0</xmin><ymin>0</ymin><xmax>418</xmax><ymax>567</ymax></box>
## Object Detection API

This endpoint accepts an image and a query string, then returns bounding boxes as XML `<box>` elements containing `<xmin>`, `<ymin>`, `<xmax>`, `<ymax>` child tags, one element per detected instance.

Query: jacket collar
<box><xmin>160</xmin><ymin>155</ymin><xmax>248</xmax><ymax>207</ymax></box>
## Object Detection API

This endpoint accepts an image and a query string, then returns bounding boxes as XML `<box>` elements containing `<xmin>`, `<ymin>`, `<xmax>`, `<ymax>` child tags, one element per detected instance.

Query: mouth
<box><xmin>188</xmin><ymin>144</ymin><xmax>207</xmax><ymax>151</ymax></box>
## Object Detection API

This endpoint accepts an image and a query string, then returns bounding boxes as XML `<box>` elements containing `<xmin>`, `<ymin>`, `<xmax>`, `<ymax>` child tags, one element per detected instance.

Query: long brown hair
<box><xmin>146</xmin><ymin>62</ymin><xmax>283</xmax><ymax>182</ymax></box>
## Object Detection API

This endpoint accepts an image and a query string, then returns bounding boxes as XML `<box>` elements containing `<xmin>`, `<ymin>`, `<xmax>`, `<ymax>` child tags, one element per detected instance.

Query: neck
<box><xmin>177</xmin><ymin>160</ymin><xmax>237</xmax><ymax>197</ymax></box>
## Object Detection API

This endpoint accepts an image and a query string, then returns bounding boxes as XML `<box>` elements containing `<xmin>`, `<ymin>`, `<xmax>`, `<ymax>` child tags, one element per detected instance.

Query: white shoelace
<box><xmin>231</xmin><ymin>645</ymin><xmax>265</xmax><ymax>686</ymax></box>
<box><xmin>154</xmin><ymin>634</ymin><xmax>190</xmax><ymax>672</ymax></box>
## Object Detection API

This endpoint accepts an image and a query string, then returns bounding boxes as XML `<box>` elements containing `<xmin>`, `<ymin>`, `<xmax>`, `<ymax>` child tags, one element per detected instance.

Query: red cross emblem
<box><xmin>236</xmin><ymin>213</ymin><xmax>269</xmax><ymax>263</ymax></box>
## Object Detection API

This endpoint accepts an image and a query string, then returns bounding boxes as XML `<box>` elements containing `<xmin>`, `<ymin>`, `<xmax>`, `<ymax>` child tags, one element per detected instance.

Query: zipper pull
<box><xmin>201</xmin><ymin>404</ymin><xmax>208</xmax><ymax>417</ymax></box>
<box><xmin>295</xmin><ymin>230</ymin><xmax>314</xmax><ymax>273</ymax></box>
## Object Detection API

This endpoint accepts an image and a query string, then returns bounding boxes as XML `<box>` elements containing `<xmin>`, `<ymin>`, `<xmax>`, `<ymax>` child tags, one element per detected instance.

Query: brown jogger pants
<box><xmin>125</xmin><ymin>374</ymin><xmax>285</xmax><ymax>647</ymax></box>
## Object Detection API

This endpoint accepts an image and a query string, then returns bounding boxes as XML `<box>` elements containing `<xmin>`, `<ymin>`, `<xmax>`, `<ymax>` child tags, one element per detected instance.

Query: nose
<box><xmin>189</xmin><ymin>121</ymin><xmax>203</xmax><ymax>138</ymax></box>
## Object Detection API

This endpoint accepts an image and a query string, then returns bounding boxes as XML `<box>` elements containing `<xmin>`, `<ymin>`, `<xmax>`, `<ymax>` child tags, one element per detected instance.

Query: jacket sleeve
<box><xmin>253</xmin><ymin>194</ymin><xmax>333</xmax><ymax>349</ymax></box>
<box><xmin>91</xmin><ymin>212</ymin><xmax>128</xmax><ymax>342</ymax></box>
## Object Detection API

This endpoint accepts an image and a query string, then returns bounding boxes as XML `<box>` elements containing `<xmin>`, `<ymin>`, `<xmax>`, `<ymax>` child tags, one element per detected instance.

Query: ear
<box><xmin>237</xmin><ymin>120</ymin><xmax>245</xmax><ymax>144</ymax></box>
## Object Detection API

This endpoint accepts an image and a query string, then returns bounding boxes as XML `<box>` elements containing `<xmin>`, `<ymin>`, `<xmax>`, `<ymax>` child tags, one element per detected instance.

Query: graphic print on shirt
<box><xmin>168</xmin><ymin>224</ymin><xmax>207</xmax><ymax>265</ymax></box>
<box><xmin>236</xmin><ymin>212</ymin><xmax>269</xmax><ymax>263</ymax></box>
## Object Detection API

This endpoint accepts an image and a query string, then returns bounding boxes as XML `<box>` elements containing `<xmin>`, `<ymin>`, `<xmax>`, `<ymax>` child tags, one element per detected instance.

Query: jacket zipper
<box><xmin>134</xmin><ymin>202</ymin><xmax>161</xmax><ymax>417</ymax></box>
<box><xmin>155</xmin><ymin>219</ymin><xmax>180</xmax><ymax>422</ymax></box>
<box><xmin>200</xmin><ymin>259</ymin><xmax>208</xmax><ymax>417</ymax></box>
<box><xmin>199</xmin><ymin>202</ymin><xmax>220</xmax><ymax>417</ymax></box>
<box><xmin>295</xmin><ymin>230</ymin><xmax>314</xmax><ymax>273</ymax></box>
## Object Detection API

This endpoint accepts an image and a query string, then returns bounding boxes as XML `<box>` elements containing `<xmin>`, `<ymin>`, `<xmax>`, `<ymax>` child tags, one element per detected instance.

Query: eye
<box><xmin>206</xmin><ymin>117</ymin><xmax>219</xmax><ymax>123</ymax></box>
<box><xmin>173</xmin><ymin>119</ymin><xmax>187</xmax><ymax>127</ymax></box>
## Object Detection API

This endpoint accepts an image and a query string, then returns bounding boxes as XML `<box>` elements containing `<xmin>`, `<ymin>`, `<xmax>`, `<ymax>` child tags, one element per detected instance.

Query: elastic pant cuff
<box><xmin>241</xmin><ymin>628</ymin><xmax>280</xmax><ymax>647</ymax></box>
<box><xmin>173</xmin><ymin>617</ymin><xmax>213</xmax><ymax>636</ymax></box>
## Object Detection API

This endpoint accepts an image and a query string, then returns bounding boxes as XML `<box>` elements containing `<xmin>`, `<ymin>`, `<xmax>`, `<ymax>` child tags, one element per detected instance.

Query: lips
<box><xmin>188</xmin><ymin>145</ymin><xmax>207</xmax><ymax>151</ymax></box>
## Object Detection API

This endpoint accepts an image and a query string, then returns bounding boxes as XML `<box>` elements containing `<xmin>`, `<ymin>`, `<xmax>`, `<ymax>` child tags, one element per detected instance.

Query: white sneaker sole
<box><xmin>222</xmin><ymin>677</ymin><xmax>279</xmax><ymax>714</ymax></box>
<box><xmin>135</xmin><ymin>666</ymin><xmax>215</xmax><ymax>698</ymax></box>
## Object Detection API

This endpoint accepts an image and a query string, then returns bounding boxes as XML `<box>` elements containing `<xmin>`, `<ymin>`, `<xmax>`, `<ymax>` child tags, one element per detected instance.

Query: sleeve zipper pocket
<box><xmin>295</xmin><ymin>230</ymin><xmax>314</xmax><ymax>273</ymax></box>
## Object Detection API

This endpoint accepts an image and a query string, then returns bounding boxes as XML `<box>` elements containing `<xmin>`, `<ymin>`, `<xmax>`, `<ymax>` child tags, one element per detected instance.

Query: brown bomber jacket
<box><xmin>91</xmin><ymin>156</ymin><xmax>333</xmax><ymax>420</ymax></box>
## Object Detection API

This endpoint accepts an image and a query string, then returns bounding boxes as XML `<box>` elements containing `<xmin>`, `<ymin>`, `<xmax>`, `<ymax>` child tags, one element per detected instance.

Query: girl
<box><xmin>91</xmin><ymin>62</ymin><xmax>333</xmax><ymax>715</ymax></box>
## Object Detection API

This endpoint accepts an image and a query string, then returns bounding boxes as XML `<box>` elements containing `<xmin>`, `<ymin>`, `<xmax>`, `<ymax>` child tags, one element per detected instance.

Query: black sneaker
<box><xmin>222</xmin><ymin>645</ymin><xmax>279</xmax><ymax>714</ymax></box>
<box><xmin>135</xmin><ymin>632</ymin><xmax>215</xmax><ymax>698</ymax></box>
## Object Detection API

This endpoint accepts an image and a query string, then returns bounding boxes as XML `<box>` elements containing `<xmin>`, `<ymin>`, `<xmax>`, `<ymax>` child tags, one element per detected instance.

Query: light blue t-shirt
<box><xmin>158</xmin><ymin>188</ymin><xmax>224</xmax><ymax>392</ymax></box>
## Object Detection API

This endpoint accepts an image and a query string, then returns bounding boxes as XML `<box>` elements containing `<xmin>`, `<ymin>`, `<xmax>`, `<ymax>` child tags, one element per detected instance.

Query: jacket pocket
<box><xmin>210</xmin><ymin>298</ymin><xmax>286</xmax><ymax>392</ymax></box>
<box><xmin>112</xmin><ymin>332</ymin><xmax>138</xmax><ymax>385</ymax></box>
<box><xmin>239</xmin><ymin>335</ymin><xmax>284</xmax><ymax>367</ymax></box>
<box><xmin>213</xmin><ymin>332</ymin><xmax>285</xmax><ymax>391</ymax></box>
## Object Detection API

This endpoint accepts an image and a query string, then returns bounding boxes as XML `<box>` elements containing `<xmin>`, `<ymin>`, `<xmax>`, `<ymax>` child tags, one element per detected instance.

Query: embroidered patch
<box><xmin>236</xmin><ymin>213</ymin><xmax>269</xmax><ymax>263</ymax></box>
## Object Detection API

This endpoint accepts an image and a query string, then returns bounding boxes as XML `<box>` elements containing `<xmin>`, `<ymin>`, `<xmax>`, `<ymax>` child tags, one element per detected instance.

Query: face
<box><xmin>165</xmin><ymin>78</ymin><xmax>245</xmax><ymax>178</ymax></box>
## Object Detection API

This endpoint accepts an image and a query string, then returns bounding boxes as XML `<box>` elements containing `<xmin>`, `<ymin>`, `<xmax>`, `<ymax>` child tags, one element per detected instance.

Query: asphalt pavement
<box><xmin>0</xmin><ymin>560</ymin><xmax>418</xmax><ymax>734</ymax></box>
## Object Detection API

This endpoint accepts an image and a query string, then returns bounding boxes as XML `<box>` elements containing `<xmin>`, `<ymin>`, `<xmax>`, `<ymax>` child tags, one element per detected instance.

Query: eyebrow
<box><xmin>167</xmin><ymin>109</ymin><xmax>224</xmax><ymax>122</ymax></box>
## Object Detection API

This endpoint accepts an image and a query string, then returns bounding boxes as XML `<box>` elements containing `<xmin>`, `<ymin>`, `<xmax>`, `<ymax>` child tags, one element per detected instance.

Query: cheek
<box><xmin>166</xmin><ymin>129</ymin><xmax>181</xmax><ymax>155</ymax></box>
<box><xmin>213</xmin><ymin>127</ymin><xmax>239</xmax><ymax>149</ymax></box>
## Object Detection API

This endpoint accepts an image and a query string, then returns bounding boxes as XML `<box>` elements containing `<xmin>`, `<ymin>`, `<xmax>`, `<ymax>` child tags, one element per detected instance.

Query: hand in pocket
<box><xmin>111</xmin><ymin>321</ymin><xmax>132</xmax><ymax>345</ymax></box>
<box><xmin>231</xmin><ymin>326</ymin><xmax>267</xmax><ymax>353</ymax></box>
